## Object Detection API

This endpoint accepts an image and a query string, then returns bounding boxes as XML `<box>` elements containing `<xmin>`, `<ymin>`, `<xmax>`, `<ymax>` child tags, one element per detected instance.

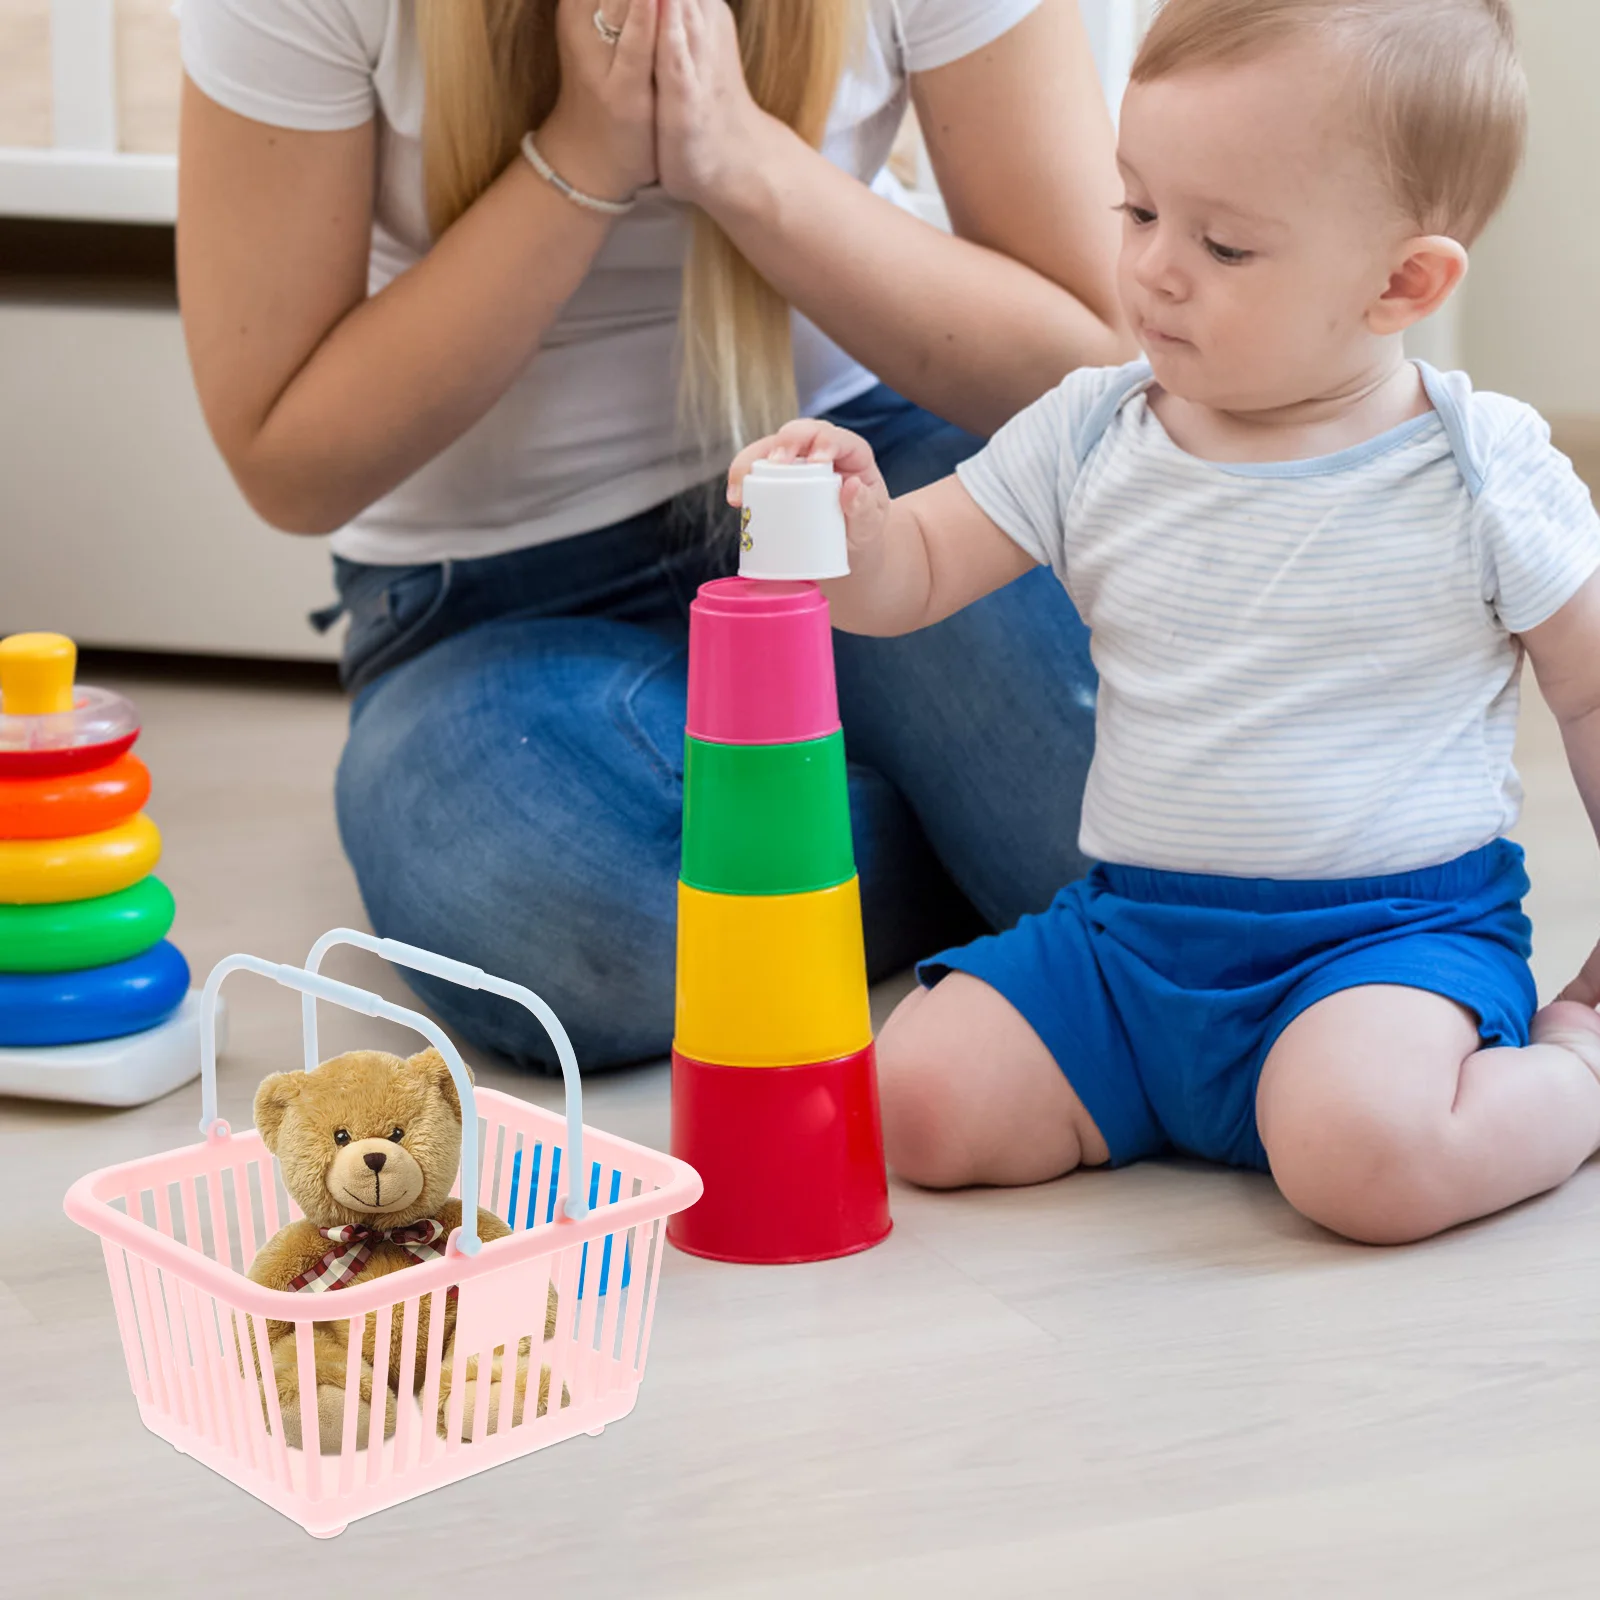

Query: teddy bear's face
<box><xmin>253</xmin><ymin>1048</ymin><xmax>467</xmax><ymax>1230</ymax></box>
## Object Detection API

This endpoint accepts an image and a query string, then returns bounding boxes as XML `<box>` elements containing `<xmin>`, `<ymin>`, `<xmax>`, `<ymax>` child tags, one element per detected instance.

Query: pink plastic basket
<box><xmin>64</xmin><ymin>929</ymin><xmax>702</xmax><ymax>1538</ymax></box>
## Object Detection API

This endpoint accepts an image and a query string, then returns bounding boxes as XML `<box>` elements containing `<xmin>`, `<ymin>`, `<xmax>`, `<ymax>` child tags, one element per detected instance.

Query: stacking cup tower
<box><xmin>668</xmin><ymin>463</ymin><xmax>892</xmax><ymax>1263</ymax></box>
<box><xmin>0</xmin><ymin>633</ymin><xmax>199</xmax><ymax>1106</ymax></box>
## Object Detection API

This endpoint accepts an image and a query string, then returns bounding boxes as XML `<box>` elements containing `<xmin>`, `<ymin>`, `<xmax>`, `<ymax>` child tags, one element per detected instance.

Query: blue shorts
<box><xmin>917</xmin><ymin>839</ymin><xmax>1536</xmax><ymax>1172</ymax></box>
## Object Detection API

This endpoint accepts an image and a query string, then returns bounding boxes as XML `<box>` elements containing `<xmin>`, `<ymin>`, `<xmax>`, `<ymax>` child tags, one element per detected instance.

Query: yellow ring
<box><xmin>0</xmin><ymin>813</ymin><xmax>162</xmax><ymax>904</ymax></box>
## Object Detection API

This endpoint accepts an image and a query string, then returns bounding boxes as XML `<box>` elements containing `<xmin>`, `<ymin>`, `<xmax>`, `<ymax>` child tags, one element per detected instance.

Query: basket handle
<box><xmin>299</xmin><ymin>928</ymin><xmax>588</xmax><ymax>1223</ymax></box>
<box><xmin>199</xmin><ymin>955</ymin><xmax>492</xmax><ymax>1256</ymax></box>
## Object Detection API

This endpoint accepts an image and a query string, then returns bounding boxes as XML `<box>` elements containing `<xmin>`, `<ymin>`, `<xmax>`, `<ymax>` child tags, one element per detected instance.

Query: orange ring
<box><xmin>0</xmin><ymin>753</ymin><xmax>151</xmax><ymax>840</ymax></box>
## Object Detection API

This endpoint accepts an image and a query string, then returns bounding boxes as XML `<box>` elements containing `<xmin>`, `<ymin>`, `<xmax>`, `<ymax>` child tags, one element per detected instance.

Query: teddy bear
<box><xmin>244</xmin><ymin>1044</ymin><xmax>561</xmax><ymax>1453</ymax></box>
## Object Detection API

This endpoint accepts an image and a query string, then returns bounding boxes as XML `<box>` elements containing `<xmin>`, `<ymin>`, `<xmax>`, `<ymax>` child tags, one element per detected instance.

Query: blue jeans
<box><xmin>330</xmin><ymin>386</ymin><xmax>1097</xmax><ymax>1069</ymax></box>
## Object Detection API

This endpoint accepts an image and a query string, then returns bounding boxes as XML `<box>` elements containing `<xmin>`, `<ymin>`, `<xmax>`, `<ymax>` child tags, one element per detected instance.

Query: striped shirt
<box><xmin>957</xmin><ymin>360</ymin><xmax>1600</xmax><ymax>879</ymax></box>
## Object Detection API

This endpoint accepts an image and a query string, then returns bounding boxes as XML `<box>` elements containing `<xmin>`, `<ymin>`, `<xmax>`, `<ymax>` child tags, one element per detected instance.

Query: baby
<box><xmin>729</xmin><ymin>0</ymin><xmax>1600</xmax><ymax>1245</ymax></box>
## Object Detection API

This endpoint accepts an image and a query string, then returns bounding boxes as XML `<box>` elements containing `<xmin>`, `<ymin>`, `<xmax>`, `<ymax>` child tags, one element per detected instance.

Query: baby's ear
<box><xmin>405</xmin><ymin>1047</ymin><xmax>470</xmax><ymax>1119</ymax></box>
<box><xmin>253</xmin><ymin>1072</ymin><xmax>306</xmax><ymax>1153</ymax></box>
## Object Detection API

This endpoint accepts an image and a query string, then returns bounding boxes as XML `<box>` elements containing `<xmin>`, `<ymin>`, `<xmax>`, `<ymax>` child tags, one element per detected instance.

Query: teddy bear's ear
<box><xmin>405</xmin><ymin>1047</ymin><xmax>470</xmax><ymax>1119</ymax></box>
<box><xmin>253</xmin><ymin>1072</ymin><xmax>309</xmax><ymax>1153</ymax></box>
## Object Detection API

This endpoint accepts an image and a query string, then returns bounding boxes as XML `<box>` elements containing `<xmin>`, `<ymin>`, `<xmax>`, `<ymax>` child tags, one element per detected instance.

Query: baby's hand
<box><xmin>727</xmin><ymin>420</ymin><xmax>892</xmax><ymax>565</ymax></box>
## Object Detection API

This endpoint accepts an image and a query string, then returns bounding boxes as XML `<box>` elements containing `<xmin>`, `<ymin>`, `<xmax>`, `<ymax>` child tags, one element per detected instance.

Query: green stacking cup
<box><xmin>681</xmin><ymin>731</ymin><xmax>854</xmax><ymax>896</ymax></box>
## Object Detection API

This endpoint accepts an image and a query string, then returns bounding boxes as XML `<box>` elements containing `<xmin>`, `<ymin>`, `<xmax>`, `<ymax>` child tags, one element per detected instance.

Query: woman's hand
<box><xmin>655</xmin><ymin>0</ymin><xmax>773</xmax><ymax>208</ymax></box>
<box><xmin>728</xmin><ymin>420</ymin><xmax>893</xmax><ymax>567</ymax></box>
<box><xmin>536</xmin><ymin>0</ymin><xmax>659</xmax><ymax>202</ymax></box>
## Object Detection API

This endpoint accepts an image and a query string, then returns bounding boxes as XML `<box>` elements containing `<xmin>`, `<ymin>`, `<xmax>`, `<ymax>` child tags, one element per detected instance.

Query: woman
<box><xmin>176</xmin><ymin>0</ymin><xmax>1131</xmax><ymax>1067</ymax></box>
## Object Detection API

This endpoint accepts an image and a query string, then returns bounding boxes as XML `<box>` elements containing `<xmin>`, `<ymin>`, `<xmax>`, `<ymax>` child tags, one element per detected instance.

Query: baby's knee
<box><xmin>876</xmin><ymin>990</ymin><xmax>981</xmax><ymax>1190</ymax></box>
<box><xmin>1267</xmin><ymin>1099</ymin><xmax>1457</xmax><ymax>1245</ymax></box>
<box><xmin>878</xmin><ymin>975</ymin><xmax>1095</xmax><ymax>1190</ymax></box>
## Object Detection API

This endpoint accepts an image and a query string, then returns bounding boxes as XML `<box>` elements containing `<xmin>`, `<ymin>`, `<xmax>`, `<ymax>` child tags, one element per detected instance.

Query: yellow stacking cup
<box><xmin>0</xmin><ymin>813</ymin><xmax>162</xmax><ymax>904</ymax></box>
<box><xmin>675</xmin><ymin>876</ymin><xmax>873</xmax><ymax>1067</ymax></box>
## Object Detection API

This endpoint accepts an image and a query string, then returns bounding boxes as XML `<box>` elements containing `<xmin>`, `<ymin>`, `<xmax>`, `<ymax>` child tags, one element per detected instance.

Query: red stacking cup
<box><xmin>668</xmin><ymin>1045</ymin><xmax>891</xmax><ymax>1264</ymax></box>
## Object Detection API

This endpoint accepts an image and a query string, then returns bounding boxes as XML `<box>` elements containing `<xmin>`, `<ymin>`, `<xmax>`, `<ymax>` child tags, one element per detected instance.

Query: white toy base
<box><xmin>0</xmin><ymin>992</ymin><xmax>225</xmax><ymax>1108</ymax></box>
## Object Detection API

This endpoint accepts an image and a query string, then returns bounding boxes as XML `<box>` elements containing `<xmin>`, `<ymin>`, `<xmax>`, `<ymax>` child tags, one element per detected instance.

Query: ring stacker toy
<box><xmin>669</xmin><ymin>462</ymin><xmax>893</xmax><ymax>1263</ymax></box>
<box><xmin>0</xmin><ymin>633</ymin><xmax>221</xmax><ymax>1105</ymax></box>
<box><xmin>64</xmin><ymin>930</ymin><xmax>702</xmax><ymax>1538</ymax></box>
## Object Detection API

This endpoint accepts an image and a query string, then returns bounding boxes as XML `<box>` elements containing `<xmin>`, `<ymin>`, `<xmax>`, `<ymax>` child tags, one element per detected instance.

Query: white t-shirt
<box><xmin>957</xmin><ymin>360</ymin><xmax>1600</xmax><ymax>880</ymax></box>
<box><xmin>178</xmin><ymin>0</ymin><xmax>1041</xmax><ymax>564</ymax></box>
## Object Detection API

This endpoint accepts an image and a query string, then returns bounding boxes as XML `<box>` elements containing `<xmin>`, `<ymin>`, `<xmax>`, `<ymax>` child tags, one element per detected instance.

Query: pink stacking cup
<box><xmin>686</xmin><ymin>578</ymin><xmax>840</xmax><ymax>746</ymax></box>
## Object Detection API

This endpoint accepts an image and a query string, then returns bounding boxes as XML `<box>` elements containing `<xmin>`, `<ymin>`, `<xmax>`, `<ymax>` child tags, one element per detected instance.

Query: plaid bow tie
<box><xmin>286</xmin><ymin>1217</ymin><xmax>448</xmax><ymax>1294</ymax></box>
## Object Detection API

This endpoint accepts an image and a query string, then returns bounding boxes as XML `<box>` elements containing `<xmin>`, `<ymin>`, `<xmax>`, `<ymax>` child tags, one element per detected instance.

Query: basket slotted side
<box><xmin>67</xmin><ymin>1087</ymin><xmax>699</xmax><ymax>1534</ymax></box>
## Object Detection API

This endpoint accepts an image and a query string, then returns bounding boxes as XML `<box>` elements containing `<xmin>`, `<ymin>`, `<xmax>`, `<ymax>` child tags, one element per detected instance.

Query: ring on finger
<box><xmin>592</xmin><ymin>6</ymin><xmax>624</xmax><ymax>45</ymax></box>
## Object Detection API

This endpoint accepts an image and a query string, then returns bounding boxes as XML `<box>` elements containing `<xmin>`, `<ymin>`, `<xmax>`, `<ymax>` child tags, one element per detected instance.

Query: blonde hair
<box><xmin>419</xmin><ymin>0</ymin><xmax>858</xmax><ymax>448</ymax></box>
<box><xmin>1131</xmin><ymin>0</ymin><xmax>1527</xmax><ymax>245</ymax></box>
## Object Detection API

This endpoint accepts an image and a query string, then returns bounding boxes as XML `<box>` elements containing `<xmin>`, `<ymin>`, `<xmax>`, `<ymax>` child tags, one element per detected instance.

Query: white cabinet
<box><xmin>0</xmin><ymin>293</ymin><xmax>341</xmax><ymax>660</ymax></box>
<box><xmin>0</xmin><ymin>5</ymin><xmax>338</xmax><ymax>657</ymax></box>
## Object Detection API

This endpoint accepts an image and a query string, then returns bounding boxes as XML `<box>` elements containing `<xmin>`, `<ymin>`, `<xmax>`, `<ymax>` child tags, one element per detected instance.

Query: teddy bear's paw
<box><xmin>278</xmin><ymin>1402</ymin><xmax>305</xmax><ymax>1453</ymax></box>
<box><xmin>440</xmin><ymin>1365</ymin><xmax>572</xmax><ymax>1438</ymax></box>
<box><xmin>438</xmin><ymin>1375</ymin><xmax>484</xmax><ymax>1442</ymax></box>
<box><xmin>441</xmin><ymin>1375</ymin><xmax>511</xmax><ymax>1442</ymax></box>
<box><xmin>267</xmin><ymin>1378</ymin><xmax>398</xmax><ymax>1455</ymax></box>
<box><xmin>315</xmin><ymin>1385</ymin><xmax>368</xmax><ymax>1455</ymax></box>
<box><xmin>322</xmin><ymin>1384</ymin><xmax>400</xmax><ymax>1453</ymax></box>
<box><xmin>440</xmin><ymin>1343</ymin><xmax>538</xmax><ymax>1441</ymax></box>
<box><xmin>532</xmin><ymin>1364</ymin><xmax>570</xmax><ymax>1419</ymax></box>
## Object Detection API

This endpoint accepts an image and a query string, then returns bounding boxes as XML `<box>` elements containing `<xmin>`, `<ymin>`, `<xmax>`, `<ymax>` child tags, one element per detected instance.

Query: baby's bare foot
<box><xmin>1531</xmin><ymin>1001</ymin><xmax>1600</xmax><ymax>1083</ymax></box>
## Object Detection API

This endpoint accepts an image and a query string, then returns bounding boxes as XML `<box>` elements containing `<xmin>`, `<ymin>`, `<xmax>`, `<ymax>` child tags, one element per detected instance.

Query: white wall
<box><xmin>1078</xmin><ymin>0</ymin><xmax>1159</xmax><ymax>119</ymax></box>
<box><xmin>1463</xmin><ymin>0</ymin><xmax>1600</xmax><ymax>416</ymax></box>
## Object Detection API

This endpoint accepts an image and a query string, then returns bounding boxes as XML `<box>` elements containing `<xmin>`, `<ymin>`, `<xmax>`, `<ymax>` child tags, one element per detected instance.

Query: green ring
<box><xmin>0</xmin><ymin>875</ymin><xmax>175</xmax><ymax>972</ymax></box>
<box><xmin>682</xmin><ymin>731</ymin><xmax>855</xmax><ymax>896</ymax></box>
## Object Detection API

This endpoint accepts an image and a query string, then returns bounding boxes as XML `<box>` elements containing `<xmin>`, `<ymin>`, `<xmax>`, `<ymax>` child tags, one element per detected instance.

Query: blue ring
<box><xmin>0</xmin><ymin>939</ymin><xmax>189</xmax><ymax>1046</ymax></box>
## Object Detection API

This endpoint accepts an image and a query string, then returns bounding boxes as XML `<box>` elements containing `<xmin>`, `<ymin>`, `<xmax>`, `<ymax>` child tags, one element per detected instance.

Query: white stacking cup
<box><xmin>737</xmin><ymin>460</ymin><xmax>851</xmax><ymax>581</ymax></box>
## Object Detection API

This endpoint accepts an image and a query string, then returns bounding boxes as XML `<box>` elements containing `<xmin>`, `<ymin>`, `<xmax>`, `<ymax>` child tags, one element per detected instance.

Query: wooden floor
<box><xmin>3</xmin><ymin>658</ymin><xmax>1599</xmax><ymax>1597</ymax></box>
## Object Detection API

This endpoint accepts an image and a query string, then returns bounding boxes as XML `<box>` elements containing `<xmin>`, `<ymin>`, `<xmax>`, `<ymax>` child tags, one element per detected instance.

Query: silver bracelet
<box><xmin>519</xmin><ymin>132</ymin><xmax>637</xmax><ymax>216</ymax></box>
